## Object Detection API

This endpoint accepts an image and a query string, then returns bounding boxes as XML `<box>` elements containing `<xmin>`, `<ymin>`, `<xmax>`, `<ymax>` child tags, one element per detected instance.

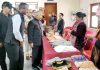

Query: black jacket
<box><xmin>71</xmin><ymin>22</ymin><xmax>86</xmax><ymax>49</ymax></box>
<box><xmin>0</xmin><ymin>13</ymin><xmax>11</xmax><ymax>42</ymax></box>
<box><xmin>57</xmin><ymin>19</ymin><xmax>64</xmax><ymax>35</ymax></box>
<box><xmin>5</xmin><ymin>13</ymin><xmax>24</xmax><ymax>45</ymax></box>
<box><xmin>27</xmin><ymin>18</ymin><xmax>42</xmax><ymax>46</ymax></box>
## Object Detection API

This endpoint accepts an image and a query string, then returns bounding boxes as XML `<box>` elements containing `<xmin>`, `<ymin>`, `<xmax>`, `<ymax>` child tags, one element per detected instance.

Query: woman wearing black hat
<box><xmin>91</xmin><ymin>39</ymin><xmax>100</xmax><ymax>69</ymax></box>
<box><xmin>70</xmin><ymin>12</ymin><xmax>87</xmax><ymax>52</ymax></box>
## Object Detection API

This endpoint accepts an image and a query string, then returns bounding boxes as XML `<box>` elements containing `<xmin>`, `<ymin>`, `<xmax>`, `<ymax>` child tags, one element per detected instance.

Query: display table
<box><xmin>42</xmin><ymin>37</ymin><xmax>81</xmax><ymax>70</ymax></box>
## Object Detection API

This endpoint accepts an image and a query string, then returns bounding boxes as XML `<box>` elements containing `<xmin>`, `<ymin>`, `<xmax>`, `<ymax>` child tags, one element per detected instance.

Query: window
<box><xmin>90</xmin><ymin>3</ymin><xmax>100</xmax><ymax>28</ymax></box>
<box><xmin>15</xmin><ymin>2</ymin><xmax>38</xmax><ymax>10</ymax></box>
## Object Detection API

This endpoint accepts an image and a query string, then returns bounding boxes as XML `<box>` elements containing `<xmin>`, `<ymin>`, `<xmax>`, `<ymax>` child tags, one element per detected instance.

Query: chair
<box><xmin>83</xmin><ymin>37</ymin><xmax>96</xmax><ymax>60</ymax></box>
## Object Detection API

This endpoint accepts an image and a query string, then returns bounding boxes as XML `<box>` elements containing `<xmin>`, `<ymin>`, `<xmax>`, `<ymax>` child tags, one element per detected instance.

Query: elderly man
<box><xmin>27</xmin><ymin>11</ymin><xmax>43</xmax><ymax>70</ymax></box>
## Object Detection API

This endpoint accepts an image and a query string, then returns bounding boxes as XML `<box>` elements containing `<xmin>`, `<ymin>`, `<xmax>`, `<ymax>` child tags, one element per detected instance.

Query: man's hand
<box><xmin>24</xmin><ymin>30</ymin><xmax>27</xmax><ymax>34</ymax></box>
<box><xmin>68</xmin><ymin>30</ymin><xmax>72</xmax><ymax>33</ymax></box>
<box><xmin>0</xmin><ymin>43</ymin><xmax>3</xmax><ymax>48</ymax></box>
<box><xmin>29</xmin><ymin>43</ymin><xmax>34</xmax><ymax>48</ymax></box>
<box><xmin>20</xmin><ymin>41</ymin><xmax>23</xmax><ymax>48</ymax></box>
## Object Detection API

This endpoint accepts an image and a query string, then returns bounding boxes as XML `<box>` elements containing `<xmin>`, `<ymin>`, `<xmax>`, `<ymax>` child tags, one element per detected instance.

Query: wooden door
<box><xmin>44</xmin><ymin>3</ymin><xmax>57</xmax><ymax>25</ymax></box>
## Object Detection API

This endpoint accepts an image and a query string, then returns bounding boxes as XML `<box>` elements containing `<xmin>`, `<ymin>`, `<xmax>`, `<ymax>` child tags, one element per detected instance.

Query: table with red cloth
<box><xmin>42</xmin><ymin>37</ymin><xmax>81</xmax><ymax>70</ymax></box>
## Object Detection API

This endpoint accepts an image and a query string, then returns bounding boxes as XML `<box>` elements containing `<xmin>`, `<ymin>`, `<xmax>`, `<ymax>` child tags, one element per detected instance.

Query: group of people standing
<box><xmin>49</xmin><ymin>12</ymin><xmax>65</xmax><ymax>36</ymax></box>
<box><xmin>0</xmin><ymin>1</ymin><xmax>99</xmax><ymax>70</ymax></box>
<box><xmin>0</xmin><ymin>1</ymin><xmax>43</xmax><ymax>70</ymax></box>
<box><xmin>0</xmin><ymin>1</ymin><xmax>65</xmax><ymax>70</ymax></box>
<box><xmin>52</xmin><ymin>10</ymin><xmax>100</xmax><ymax>69</ymax></box>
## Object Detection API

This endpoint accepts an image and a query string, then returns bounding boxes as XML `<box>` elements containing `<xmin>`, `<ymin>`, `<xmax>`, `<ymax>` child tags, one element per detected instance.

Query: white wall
<box><xmin>90</xmin><ymin>0</ymin><xmax>100</xmax><ymax>4</ymax></box>
<box><xmin>0</xmin><ymin>0</ymin><xmax>80</xmax><ymax>26</ymax></box>
<box><xmin>80</xmin><ymin>0</ymin><xmax>100</xmax><ymax>28</ymax></box>
<box><xmin>43</xmin><ymin>0</ymin><xmax>80</xmax><ymax>26</ymax></box>
<box><xmin>57</xmin><ymin>0</ymin><xmax>80</xmax><ymax>26</ymax></box>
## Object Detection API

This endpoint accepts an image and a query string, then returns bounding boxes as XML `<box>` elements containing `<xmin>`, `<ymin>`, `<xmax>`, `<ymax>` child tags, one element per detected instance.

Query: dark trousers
<box><xmin>5</xmin><ymin>43</ymin><xmax>24</xmax><ymax>70</ymax></box>
<box><xmin>76</xmin><ymin>37</ymin><xmax>85</xmax><ymax>50</ymax></box>
<box><xmin>58</xmin><ymin>30</ymin><xmax>63</xmax><ymax>37</ymax></box>
<box><xmin>32</xmin><ymin>44</ymin><xmax>43</xmax><ymax>67</ymax></box>
<box><xmin>0</xmin><ymin>46</ymin><xmax>7</xmax><ymax>70</ymax></box>
<box><xmin>43</xmin><ymin>31</ymin><xmax>46</xmax><ymax>36</ymax></box>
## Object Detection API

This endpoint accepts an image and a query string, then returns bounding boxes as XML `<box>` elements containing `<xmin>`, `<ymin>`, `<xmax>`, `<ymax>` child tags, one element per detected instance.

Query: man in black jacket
<box><xmin>57</xmin><ymin>13</ymin><xmax>65</xmax><ymax>36</ymax></box>
<box><xmin>27</xmin><ymin>11</ymin><xmax>43</xmax><ymax>70</ymax></box>
<box><xmin>0</xmin><ymin>1</ymin><xmax>12</xmax><ymax>70</ymax></box>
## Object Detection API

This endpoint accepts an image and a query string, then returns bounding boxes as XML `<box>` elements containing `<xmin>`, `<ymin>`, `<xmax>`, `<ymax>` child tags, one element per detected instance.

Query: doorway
<box><xmin>44</xmin><ymin>3</ymin><xmax>57</xmax><ymax>25</ymax></box>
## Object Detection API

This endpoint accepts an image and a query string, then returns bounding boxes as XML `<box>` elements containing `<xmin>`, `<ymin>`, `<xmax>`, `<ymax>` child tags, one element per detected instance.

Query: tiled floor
<box><xmin>0</xmin><ymin>43</ymin><xmax>42</xmax><ymax>70</ymax></box>
<box><xmin>0</xmin><ymin>56</ymin><xmax>33</xmax><ymax>70</ymax></box>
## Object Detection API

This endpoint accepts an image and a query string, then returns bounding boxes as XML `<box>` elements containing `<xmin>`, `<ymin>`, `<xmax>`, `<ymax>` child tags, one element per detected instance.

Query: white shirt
<box><xmin>12</xmin><ymin>14</ymin><xmax>23</xmax><ymax>42</ymax></box>
<box><xmin>39</xmin><ymin>21</ymin><xmax>43</xmax><ymax>36</ymax></box>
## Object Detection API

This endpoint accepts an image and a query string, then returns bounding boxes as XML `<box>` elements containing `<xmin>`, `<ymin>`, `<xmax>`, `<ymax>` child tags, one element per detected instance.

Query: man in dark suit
<box><xmin>57</xmin><ymin>13</ymin><xmax>65</xmax><ymax>36</ymax></box>
<box><xmin>0</xmin><ymin>2</ymin><xmax>12</xmax><ymax>70</ymax></box>
<box><xmin>27</xmin><ymin>11</ymin><xmax>43</xmax><ymax>70</ymax></box>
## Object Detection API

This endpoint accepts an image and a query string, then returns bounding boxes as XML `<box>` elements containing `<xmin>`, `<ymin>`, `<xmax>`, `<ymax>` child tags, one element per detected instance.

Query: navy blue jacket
<box><xmin>27</xmin><ymin>18</ymin><xmax>42</xmax><ymax>46</ymax></box>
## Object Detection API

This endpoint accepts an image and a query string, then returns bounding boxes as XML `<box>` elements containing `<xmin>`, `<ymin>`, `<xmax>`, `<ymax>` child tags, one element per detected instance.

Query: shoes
<box><xmin>26</xmin><ymin>56</ymin><xmax>30</xmax><ymax>60</ymax></box>
<box><xmin>30</xmin><ymin>55</ymin><xmax>32</xmax><ymax>58</ymax></box>
<box><xmin>38</xmin><ymin>64</ymin><xmax>42</xmax><ymax>68</ymax></box>
<box><xmin>32</xmin><ymin>66</ymin><xmax>40</xmax><ymax>70</ymax></box>
<box><xmin>37</xmin><ymin>64</ymin><xmax>42</xmax><ymax>70</ymax></box>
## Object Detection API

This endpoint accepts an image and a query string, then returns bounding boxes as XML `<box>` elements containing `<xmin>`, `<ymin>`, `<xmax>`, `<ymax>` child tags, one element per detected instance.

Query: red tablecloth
<box><xmin>42</xmin><ymin>37</ymin><xmax>80</xmax><ymax>70</ymax></box>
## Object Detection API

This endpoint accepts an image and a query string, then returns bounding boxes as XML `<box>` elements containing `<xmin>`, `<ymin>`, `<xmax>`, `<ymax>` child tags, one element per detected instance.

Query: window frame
<box><xmin>90</xmin><ymin>3</ymin><xmax>100</xmax><ymax>28</ymax></box>
<box><xmin>15</xmin><ymin>2</ymin><xmax>38</xmax><ymax>10</ymax></box>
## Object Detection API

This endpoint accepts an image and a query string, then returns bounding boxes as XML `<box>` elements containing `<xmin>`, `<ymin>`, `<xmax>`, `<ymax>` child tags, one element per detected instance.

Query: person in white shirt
<box><xmin>24</xmin><ymin>9</ymin><xmax>33</xmax><ymax>60</ymax></box>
